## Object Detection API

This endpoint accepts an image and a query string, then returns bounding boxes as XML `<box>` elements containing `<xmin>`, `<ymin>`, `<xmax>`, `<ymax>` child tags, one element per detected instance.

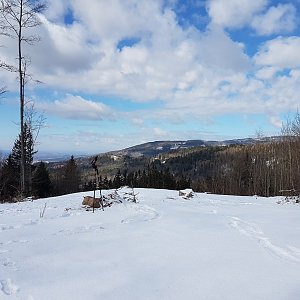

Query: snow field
<box><xmin>0</xmin><ymin>188</ymin><xmax>300</xmax><ymax>299</ymax></box>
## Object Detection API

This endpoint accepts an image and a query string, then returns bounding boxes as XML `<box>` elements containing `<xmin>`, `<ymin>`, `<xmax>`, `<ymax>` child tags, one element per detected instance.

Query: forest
<box><xmin>1</xmin><ymin>114</ymin><xmax>300</xmax><ymax>202</ymax></box>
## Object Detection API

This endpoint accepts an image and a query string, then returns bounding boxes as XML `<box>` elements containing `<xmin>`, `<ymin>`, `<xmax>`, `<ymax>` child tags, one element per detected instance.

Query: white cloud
<box><xmin>255</xmin><ymin>67</ymin><xmax>279</xmax><ymax>80</ymax></box>
<box><xmin>37</xmin><ymin>94</ymin><xmax>114</xmax><ymax>120</ymax></box>
<box><xmin>268</xmin><ymin>114</ymin><xmax>282</xmax><ymax>128</ymax></box>
<box><xmin>207</xmin><ymin>0</ymin><xmax>267</xmax><ymax>29</ymax></box>
<box><xmin>32</xmin><ymin>15</ymin><xmax>102</xmax><ymax>73</ymax></box>
<box><xmin>44</xmin><ymin>0</ymin><xmax>70</xmax><ymax>23</ymax></box>
<box><xmin>0</xmin><ymin>14</ymin><xmax>101</xmax><ymax>78</ymax></box>
<box><xmin>251</xmin><ymin>4</ymin><xmax>297</xmax><ymax>36</ymax></box>
<box><xmin>153</xmin><ymin>127</ymin><xmax>168</xmax><ymax>138</ymax></box>
<box><xmin>254</xmin><ymin>36</ymin><xmax>300</xmax><ymax>69</ymax></box>
<box><xmin>198</xmin><ymin>25</ymin><xmax>250</xmax><ymax>71</ymax></box>
<box><xmin>139</xmin><ymin>66</ymin><xmax>300</xmax><ymax>125</ymax></box>
<box><xmin>12</xmin><ymin>0</ymin><xmax>249</xmax><ymax>104</ymax></box>
<box><xmin>1</xmin><ymin>0</ymin><xmax>300</xmax><ymax>140</ymax></box>
<box><xmin>70</xmin><ymin>0</ymin><xmax>172</xmax><ymax>43</ymax></box>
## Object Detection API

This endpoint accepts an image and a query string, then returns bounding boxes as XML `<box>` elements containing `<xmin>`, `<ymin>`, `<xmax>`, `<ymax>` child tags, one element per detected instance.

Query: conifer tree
<box><xmin>32</xmin><ymin>161</ymin><xmax>51</xmax><ymax>198</ymax></box>
<box><xmin>0</xmin><ymin>154</ymin><xmax>19</xmax><ymax>199</ymax></box>
<box><xmin>103</xmin><ymin>176</ymin><xmax>110</xmax><ymax>189</ymax></box>
<box><xmin>64</xmin><ymin>155</ymin><xmax>80</xmax><ymax>194</ymax></box>
<box><xmin>10</xmin><ymin>123</ymin><xmax>36</xmax><ymax>195</ymax></box>
<box><xmin>113</xmin><ymin>169</ymin><xmax>123</xmax><ymax>188</ymax></box>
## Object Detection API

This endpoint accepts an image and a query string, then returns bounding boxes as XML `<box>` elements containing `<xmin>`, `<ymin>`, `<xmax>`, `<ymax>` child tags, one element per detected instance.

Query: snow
<box><xmin>1</xmin><ymin>188</ymin><xmax>300</xmax><ymax>300</ymax></box>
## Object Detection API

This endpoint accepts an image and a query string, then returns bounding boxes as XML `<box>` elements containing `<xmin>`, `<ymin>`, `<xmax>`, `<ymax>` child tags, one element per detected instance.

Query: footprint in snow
<box><xmin>57</xmin><ymin>224</ymin><xmax>105</xmax><ymax>236</ymax></box>
<box><xmin>0</xmin><ymin>224</ymin><xmax>20</xmax><ymax>231</ymax></box>
<box><xmin>0</xmin><ymin>257</ymin><xmax>16</xmax><ymax>269</ymax></box>
<box><xmin>5</xmin><ymin>239</ymin><xmax>29</xmax><ymax>245</ymax></box>
<box><xmin>0</xmin><ymin>279</ymin><xmax>20</xmax><ymax>295</ymax></box>
<box><xmin>24</xmin><ymin>219</ymin><xmax>39</xmax><ymax>226</ymax></box>
<box><xmin>229</xmin><ymin>216</ymin><xmax>300</xmax><ymax>263</ymax></box>
<box><xmin>121</xmin><ymin>205</ymin><xmax>159</xmax><ymax>224</ymax></box>
<box><xmin>61</xmin><ymin>212</ymin><xmax>72</xmax><ymax>218</ymax></box>
<box><xmin>287</xmin><ymin>246</ymin><xmax>300</xmax><ymax>260</ymax></box>
<box><xmin>60</xmin><ymin>211</ymin><xmax>81</xmax><ymax>218</ymax></box>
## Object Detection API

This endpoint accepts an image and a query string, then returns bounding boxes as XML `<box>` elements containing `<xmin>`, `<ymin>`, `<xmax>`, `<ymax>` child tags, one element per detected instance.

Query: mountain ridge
<box><xmin>104</xmin><ymin>136</ymin><xmax>279</xmax><ymax>158</ymax></box>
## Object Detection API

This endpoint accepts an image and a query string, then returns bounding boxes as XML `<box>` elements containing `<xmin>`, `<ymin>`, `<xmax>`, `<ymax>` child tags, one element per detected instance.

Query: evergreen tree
<box><xmin>64</xmin><ymin>155</ymin><xmax>80</xmax><ymax>194</ymax></box>
<box><xmin>9</xmin><ymin>123</ymin><xmax>36</xmax><ymax>196</ymax></box>
<box><xmin>113</xmin><ymin>169</ymin><xmax>123</xmax><ymax>188</ymax></box>
<box><xmin>32</xmin><ymin>162</ymin><xmax>51</xmax><ymax>198</ymax></box>
<box><xmin>103</xmin><ymin>176</ymin><xmax>110</xmax><ymax>189</ymax></box>
<box><xmin>0</xmin><ymin>155</ymin><xmax>19</xmax><ymax>200</ymax></box>
<box><xmin>83</xmin><ymin>180</ymin><xmax>94</xmax><ymax>192</ymax></box>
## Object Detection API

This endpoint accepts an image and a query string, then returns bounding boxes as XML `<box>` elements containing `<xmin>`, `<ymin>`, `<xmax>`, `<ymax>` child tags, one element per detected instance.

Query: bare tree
<box><xmin>0</xmin><ymin>85</ymin><xmax>6</xmax><ymax>96</ymax></box>
<box><xmin>24</xmin><ymin>102</ymin><xmax>45</xmax><ymax>193</ymax></box>
<box><xmin>291</xmin><ymin>110</ymin><xmax>300</xmax><ymax>138</ymax></box>
<box><xmin>25</xmin><ymin>101</ymin><xmax>46</xmax><ymax>145</ymax></box>
<box><xmin>0</xmin><ymin>0</ymin><xmax>45</xmax><ymax>197</ymax></box>
<box><xmin>0</xmin><ymin>55</ymin><xmax>10</xmax><ymax>97</ymax></box>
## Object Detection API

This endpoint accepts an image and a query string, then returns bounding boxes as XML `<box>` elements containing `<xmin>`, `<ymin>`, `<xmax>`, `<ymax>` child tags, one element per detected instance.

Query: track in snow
<box><xmin>229</xmin><ymin>216</ymin><xmax>300</xmax><ymax>263</ymax></box>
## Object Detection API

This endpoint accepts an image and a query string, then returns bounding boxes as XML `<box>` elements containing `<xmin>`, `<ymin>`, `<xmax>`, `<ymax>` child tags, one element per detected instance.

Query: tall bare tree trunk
<box><xmin>18</xmin><ymin>0</ymin><xmax>25</xmax><ymax>196</ymax></box>
<box><xmin>1</xmin><ymin>0</ymin><xmax>46</xmax><ymax>198</ymax></box>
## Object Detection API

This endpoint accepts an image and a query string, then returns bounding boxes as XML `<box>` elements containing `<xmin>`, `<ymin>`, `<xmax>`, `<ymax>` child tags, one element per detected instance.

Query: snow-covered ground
<box><xmin>1</xmin><ymin>188</ymin><xmax>300</xmax><ymax>300</ymax></box>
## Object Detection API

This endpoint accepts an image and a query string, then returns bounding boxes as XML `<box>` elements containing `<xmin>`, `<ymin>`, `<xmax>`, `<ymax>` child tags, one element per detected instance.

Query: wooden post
<box><xmin>91</xmin><ymin>155</ymin><xmax>104</xmax><ymax>212</ymax></box>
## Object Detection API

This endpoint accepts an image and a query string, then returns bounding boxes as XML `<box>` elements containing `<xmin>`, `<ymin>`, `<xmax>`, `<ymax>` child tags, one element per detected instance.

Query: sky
<box><xmin>1</xmin><ymin>0</ymin><xmax>300</xmax><ymax>154</ymax></box>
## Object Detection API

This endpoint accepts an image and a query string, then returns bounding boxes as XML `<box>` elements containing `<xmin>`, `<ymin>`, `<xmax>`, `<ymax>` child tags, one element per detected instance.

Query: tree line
<box><xmin>0</xmin><ymin>126</ymin><xmax>80</xmax><ymax>202</ymax></box>
<box><xmin>188</xmin><ymin>141</ymin><xmax>300</xmax><ymax>197</ymax></box>
<box><xmin>162</xmin><ymin>114</ymin><xmax>300</xmax><ymax>197</ymax></box>
<box><xmin>1</xmin><ymin>113</ymin><xmax>300</xmax><ymax>202</ymax></box>
<box><xmin>82</xmin><ymin>164</ymin><xmax>190</xmax><ymax>191</ymax></box>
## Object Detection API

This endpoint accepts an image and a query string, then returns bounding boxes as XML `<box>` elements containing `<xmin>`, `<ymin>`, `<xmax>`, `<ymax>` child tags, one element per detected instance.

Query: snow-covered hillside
<box><xmin>1</xmin><ymin>188</ymin><xmax>300</xmax><ymax>300</ymax></box>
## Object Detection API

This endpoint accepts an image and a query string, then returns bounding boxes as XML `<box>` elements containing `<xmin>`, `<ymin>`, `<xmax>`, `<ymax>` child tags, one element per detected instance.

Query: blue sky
<box><xmin>1</xmin><ymin>0</ymin><xmax>300</xmax><ymax>154</ymax></box>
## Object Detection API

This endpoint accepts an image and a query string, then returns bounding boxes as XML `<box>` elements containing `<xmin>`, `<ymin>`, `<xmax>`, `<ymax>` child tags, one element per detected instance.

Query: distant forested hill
<box><xmin>43</xmin><ymin>135</ymin><xmax>300</xmax><ymax>198</ymax></box>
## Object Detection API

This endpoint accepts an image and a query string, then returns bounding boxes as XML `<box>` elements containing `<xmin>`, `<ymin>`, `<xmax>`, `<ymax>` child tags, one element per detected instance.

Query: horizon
<box><xmin>1</xmin><ymin>134</ymin><xmax>278</xmax><ymax>160</ymax></box>
<box><xmin>1</xmin><ymin>0</ymin><xmax>299</xmax><ymax>153</ymax></box>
